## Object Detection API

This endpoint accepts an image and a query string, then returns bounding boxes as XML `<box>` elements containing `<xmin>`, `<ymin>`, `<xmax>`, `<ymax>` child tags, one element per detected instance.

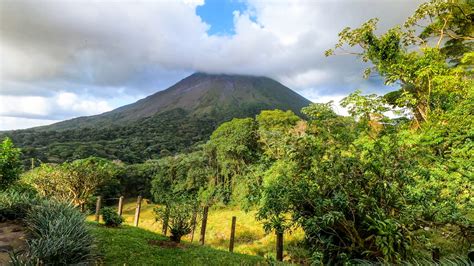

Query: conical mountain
<box><xmin>44</xmin><ymin>72</ymin><xmax>311</xmax><ymax>130</ymax></box>
<box><xmin>5</xmin><ymin>73</ymin><xmax>312</xmax><ymax>163</ymax></box>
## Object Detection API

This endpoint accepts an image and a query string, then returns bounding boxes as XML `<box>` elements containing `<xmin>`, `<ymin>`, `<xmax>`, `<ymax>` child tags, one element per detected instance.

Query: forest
<box><xmin>0</xmin><ymin>0</ymin><xmax>473</xmax><ymax>264</ymax></box>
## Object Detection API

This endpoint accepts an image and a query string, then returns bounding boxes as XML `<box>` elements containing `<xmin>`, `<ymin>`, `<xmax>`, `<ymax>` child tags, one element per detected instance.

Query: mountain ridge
<box><xmin>3</xmin><ymin>73</ymin><xmax>312</xmax><ymax>164</ymax></box>
<box><xmin>39</xmin><ymin>72</ymin><xmax>311</xmax><ymax>131</ymax></box>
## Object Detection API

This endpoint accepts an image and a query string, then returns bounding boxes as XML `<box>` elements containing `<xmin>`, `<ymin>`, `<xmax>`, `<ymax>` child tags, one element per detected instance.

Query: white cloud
<box><xmin>55</xmin><ymin>92</ymin><xmax>111</xmax><ymax>115</ymax></box>
<box><xmin>0</xmin><ymin>92</ymin><xmax>112</xmax><ymax>120</ymax></box>
<box><xmin>0</xmin><ymin>117</ymin><xmax>59</xmax><ymax>131</ymax></box>
<box><xmin>0</xmin><ymin>96</ymin><xmax>51</xmax><ymax>118</ymax></box>
<box><xmin>0</xmin><ymin>0</ymin><xmax>424</xmax><ymax>130</ymax></box>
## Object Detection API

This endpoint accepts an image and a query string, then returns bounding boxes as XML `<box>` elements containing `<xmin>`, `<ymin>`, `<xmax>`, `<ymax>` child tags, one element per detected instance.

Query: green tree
<box><xmin>0</xmin><ymin>138</ymin><xmax>22</xmax><ymax>190</ymax></box>
<box><xmin>326</xmin><ymin>0</ymin><xmax>472</xmax><ymax>126</ymax></box>
<box><xmin>256</xmin><ymin>110</ymin><xmax>300</xmax><ymax>160</ymax></box>
<box><xmin>206</xmin><ymin>118</ymin><xmax>259</xmax><ymax>203</ymax></box>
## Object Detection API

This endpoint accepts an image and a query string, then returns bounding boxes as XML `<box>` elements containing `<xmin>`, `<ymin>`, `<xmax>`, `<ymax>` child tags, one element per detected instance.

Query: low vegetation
<box><xmin>0</xmin><ymin>190</ymin><xmax>96</xmax><ymax>265</ymax></box>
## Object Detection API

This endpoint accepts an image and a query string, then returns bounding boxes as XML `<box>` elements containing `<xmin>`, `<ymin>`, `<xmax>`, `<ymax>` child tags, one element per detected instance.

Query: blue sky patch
<box><xmin>196</xmin><ymin>0</ymin><xmax>248</xmax><ymax>35</ymax></box>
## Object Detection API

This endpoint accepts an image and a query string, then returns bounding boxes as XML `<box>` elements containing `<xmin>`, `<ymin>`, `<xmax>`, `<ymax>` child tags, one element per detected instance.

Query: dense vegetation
<box><xmin>0</xmin><ymin>0</ymin><xmax>472</xmax><ymax>264</ymax></box>
<box><xmin>4</xmin><ymin>109</ymin><xmax>216</xmax><ymax>165</ymax></box>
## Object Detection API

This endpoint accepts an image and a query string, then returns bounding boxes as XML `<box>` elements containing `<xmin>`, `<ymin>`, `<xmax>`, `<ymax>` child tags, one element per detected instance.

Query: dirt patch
<box><xmin>0</xmin><ymin>221</ymin><xmax>27</xmax><ymax>264</ymax></box>
<box><xmin>147</xmin><ymin>239</ymin><xmax>187</xmax><ymax>249</ymax></box>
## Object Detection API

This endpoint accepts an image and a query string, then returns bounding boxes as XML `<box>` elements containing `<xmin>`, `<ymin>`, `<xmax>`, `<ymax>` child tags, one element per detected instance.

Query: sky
<box><xmin>0</xmin><ymin>0</ymin><xmax>423</xmax><ymax>130</ymax></box>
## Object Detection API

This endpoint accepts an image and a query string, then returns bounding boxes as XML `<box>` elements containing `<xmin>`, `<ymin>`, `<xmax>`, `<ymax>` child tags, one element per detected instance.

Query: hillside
<box><xmin>3</xmin><ymin>73</ymin><xmax>311</xmax><ymax>164</ymax></box>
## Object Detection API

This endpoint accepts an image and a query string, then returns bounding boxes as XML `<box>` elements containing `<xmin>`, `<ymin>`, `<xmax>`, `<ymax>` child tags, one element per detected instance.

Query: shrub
<box><xmin>20</xmin><ymin>201</ymin><xmax>96</xmax><ymax>264</ymax></box>
<box><xmin>154</xmin><ymin>198</ymin><xmax>196</xmax><ymax>243</ymax></box>
<box><xmin>101</xmin><ymin>207</ymin><xmax>123</xmax><ymax>227</ymax></box>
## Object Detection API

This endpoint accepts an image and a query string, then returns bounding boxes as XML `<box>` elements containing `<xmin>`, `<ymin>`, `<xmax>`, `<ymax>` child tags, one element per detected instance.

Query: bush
<box><xmin>154</xmin><ymin>198</ymin><xmax>196</xmax><ymax>243</ymax></box>
<box><xmin>101</xmin><ymin>207</ymin><xmax>123</xmax><ymax>227</ymax></box>
<box><xmin>19</xmin><ymin>201</ymin><xmax>96</xmax><ymax>264</ymax></box>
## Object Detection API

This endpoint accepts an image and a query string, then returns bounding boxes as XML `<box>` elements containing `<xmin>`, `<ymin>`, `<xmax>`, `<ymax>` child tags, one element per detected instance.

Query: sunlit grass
<box><xmin>88</xmin><ymin>198</ymin><xmax>306</xmax><ymax>261</ymax></box>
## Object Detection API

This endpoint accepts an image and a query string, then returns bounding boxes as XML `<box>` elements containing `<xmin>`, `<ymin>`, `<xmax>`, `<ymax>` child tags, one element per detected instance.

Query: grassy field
<box><xmin>89</xmin><ymin>199</ymin><xmax>470</xmax><ymax>264</ymax></box>
<box><xmin>89</xmin><ymin>223</ymin><xmax>266</xmax><ymax>265</ymax></box>
<box><xmin>88</xmin><ymin>199</ymin><xmax>307</xmax><ymax>263</ymax></box>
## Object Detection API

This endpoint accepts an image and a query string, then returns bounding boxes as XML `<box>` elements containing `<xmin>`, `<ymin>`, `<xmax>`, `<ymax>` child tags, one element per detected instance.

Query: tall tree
<box><xmin>326</xmin><ymin>0</ymin><xmax>473</xmax><ymax>126</ymax></box>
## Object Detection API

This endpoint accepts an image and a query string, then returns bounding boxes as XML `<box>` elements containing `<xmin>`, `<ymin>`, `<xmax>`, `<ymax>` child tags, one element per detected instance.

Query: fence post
<box><xmin>229</xmin><ymin>216</ymin><xmax>237</xmax><ymax>252</ymax></box>
<box><xmin>80</xmin><ymin>202</ymin><xmax>85</xmax><ymax>213</ymax></box>
<box><xmin>190</xmin><ymin>208</ymin><xmax>197</xmax><ymax>242</ymax></box>
<box><xmin>95</xmin><ymin>196</ymin><xmax>101</xmax><ymax>222</ymax></box>
<box><xmin>276</xmin><ymin>231</ymin><xmax>283</xmax><ymax>261</ymax></box>
<box><xmin>117</xmin><ymin>196</ymin><xmax>124</xmax><ymax>216</ymax></box>
<box><xmin>199</xmin><ymin>206</ymin><xmax>209</xmax><ymax>245</ymax></box>
<box><xmin>134</xmin><ymin>196</ymin><xmax>142</xmax><ymax>227</ymax></box>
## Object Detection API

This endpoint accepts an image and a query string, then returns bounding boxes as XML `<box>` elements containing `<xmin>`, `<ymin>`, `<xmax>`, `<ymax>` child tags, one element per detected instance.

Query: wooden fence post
<box><xmin>117</xmin><ymin>196</ymin><xmax>124</xmax><ymax>216</ymax></box>
<box><xmin>229</xmin><ymin>216</ymin><xmax>236</xmax><ymax>252</ymax></box>
<box><xmin>276</xmin><ymin>231</ymin><xmax>283</xmax><ymax>261</ymax></box>
<box><xmin>134</xmin><ymin>196</ymin><xmax>142</xmax><ymax>227</ymax></box>
<box><xmin>199</xmin><ymin>206</ymin><xmax>209</xmax><ymax>245</ymax></box>
<box><xmin>95</xmin><ymin>196</ymin><xmax>101</xmax><ymax>222</ymax></box>
<box><xmin>190</xmin><ymin>208</ymin><xmax>197</xmax><ymax>242</ymax></box>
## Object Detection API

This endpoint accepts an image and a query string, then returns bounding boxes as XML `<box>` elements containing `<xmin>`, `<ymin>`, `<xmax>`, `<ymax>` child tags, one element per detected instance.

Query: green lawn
<box><xmin>89</xmin><ymin>223</ymin><xmax>267</xmax><ymax>265</ymax></box>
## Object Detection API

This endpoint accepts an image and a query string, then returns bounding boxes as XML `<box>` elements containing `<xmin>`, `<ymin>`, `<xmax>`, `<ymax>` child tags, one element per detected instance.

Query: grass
<box><xmin>88</xmin><ymin>199</ymin><xmax>307</xmax><ymax>263</ymax></box>
<box><xmin>89</xmin><ymin>223</ymin><xmax>266</xmax><ymax>265</ymax></box>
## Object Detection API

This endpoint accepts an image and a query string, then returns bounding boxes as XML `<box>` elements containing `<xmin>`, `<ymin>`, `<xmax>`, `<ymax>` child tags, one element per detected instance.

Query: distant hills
<box><xmin>3</xmin><ymin>73</ymin><xmax>312</xmax><ymax>164</ymax></box>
